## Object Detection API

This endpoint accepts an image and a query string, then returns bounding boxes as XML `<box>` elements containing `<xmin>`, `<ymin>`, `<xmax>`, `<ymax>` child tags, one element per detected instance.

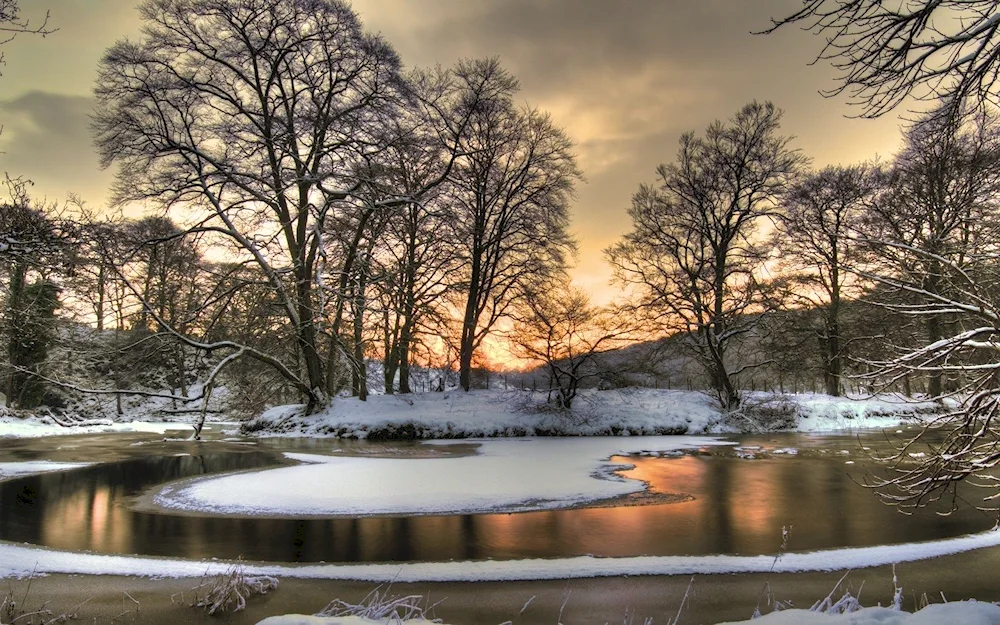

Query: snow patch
<box><xmin>0</xmin><ymin>461</ymin><xmax>93</xmax><ymax>480</ymax></box>
<box><xmin>718</xmin><ymin>601</ymin><xmax>1000</xmax><ymax>624</ymax></box>
<box><xmin>3</xmin><ymin>528</ymin><xmax>1000</xmax><ymax>581</ymax></box>
<box><xmin>0</xmin><ymin>415</ymin><xmax>197</xmax><ymax>439</ymax></box>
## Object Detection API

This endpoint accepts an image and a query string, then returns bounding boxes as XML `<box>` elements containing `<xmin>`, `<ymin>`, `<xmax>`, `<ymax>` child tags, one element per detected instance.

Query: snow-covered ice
<box><xmin>153</xmin><ymin>436</ymin><xmax>731</xmax><ymax>516</ymax></box>
<box><xmin>0</xmin><ymin>461</ymin><xmax>93</xmax><ymax>480</ymax></box>
<box><xmin>3</xmin><ymin>528</ymin><xmax>1000</xmax><ymax>581</ymax></box>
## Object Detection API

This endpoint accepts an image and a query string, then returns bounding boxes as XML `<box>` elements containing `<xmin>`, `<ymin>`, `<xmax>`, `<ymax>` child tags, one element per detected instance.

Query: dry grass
<box><xmin>185</xmin><ymin>558</ymin><xmax>278</xmax><ymax>616</ymax></box>
<box><xmin>317</xmin><ymin>584</ymin><xmax>443</xmax><ymax>623</ymax></box>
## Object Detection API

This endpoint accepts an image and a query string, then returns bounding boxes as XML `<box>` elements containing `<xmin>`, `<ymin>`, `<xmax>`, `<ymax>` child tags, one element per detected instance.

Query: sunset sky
<box><xmin>0</xmin><ymin>0</ymin><xmax>908</xmax><ymax>304</ymax></box>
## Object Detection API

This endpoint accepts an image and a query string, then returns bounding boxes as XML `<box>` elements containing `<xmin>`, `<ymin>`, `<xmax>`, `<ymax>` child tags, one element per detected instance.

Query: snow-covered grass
<box><xmin>153</xmin><ymin>436</ymin><xmax>731</xmax><ymax>517</ymax></box>
<box><xmin>192</xmin><ymin>558</ymin><xmax>279</xmax><ymax>615</ymax></box>
<box><xmin>241</xmin><ymin>389</ymin><xmax>940</xmax><ymax>440</ymax></box>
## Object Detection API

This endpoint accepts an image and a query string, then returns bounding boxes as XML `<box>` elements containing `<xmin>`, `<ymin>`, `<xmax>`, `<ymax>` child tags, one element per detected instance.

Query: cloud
<box><xmin>0</xmin><ymin>91</ymin><xmax>113</xmax><ymax>207</ymax></box>
<box><xmin>0</xmin><ymin>0</ymin><xmax>909</xmax><ymax>303</ymax></box>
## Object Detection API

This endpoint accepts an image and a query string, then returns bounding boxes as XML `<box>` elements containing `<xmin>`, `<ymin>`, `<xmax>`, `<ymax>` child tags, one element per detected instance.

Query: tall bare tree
<box><xmin>777</xmin><ymin>164</ymin><xmax>878</xmax><ymax>395</ymax></box>
<box><xmin>93</xmin><ymin>0</ymin><xmax>409</xmax><ymax>411</ymax></box>
<box><xmin>449</xmin><ymin>58</ymin><xmax>580</xmax><ymax>392</ymax></box>
<box><xmin>607</xmin><ymin>101</ymin><xmax>804</xmax><ymax>410</ymax></box>
<box><xmin>863</xmin><ymin>110</ymin><xmax>1000</xmax><ymax>397</ymax></box>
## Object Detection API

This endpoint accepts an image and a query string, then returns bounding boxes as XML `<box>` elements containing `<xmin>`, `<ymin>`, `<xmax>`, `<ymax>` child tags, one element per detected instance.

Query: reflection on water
<box><xmin>0</xmin><ymin>442</ymin><xmax>994</xmax><ymax>563</ymax></box>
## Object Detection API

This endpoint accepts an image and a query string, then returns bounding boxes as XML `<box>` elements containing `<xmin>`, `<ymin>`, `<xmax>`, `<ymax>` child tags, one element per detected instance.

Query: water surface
<box><xmin>0</xmin><ymin>431</ymin><xmax>993</xmax><ymax>563</ymax></box>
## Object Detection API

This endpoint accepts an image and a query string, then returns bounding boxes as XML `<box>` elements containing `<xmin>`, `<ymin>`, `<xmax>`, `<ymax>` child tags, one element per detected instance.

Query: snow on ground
<box><xmin>790</xmin><ymin>393</ymin><xmax>943</xmax><ymax>432</ymax></box>
<box><xmin>257</xmin><ymin>618</ymin><xmax>446</xmax><ymax>625</ymax></box>
<box><xmin>0</xmin><ymin>461</ymin><xmax>93</xmax><ymax>480</ymax></box>
<box><xmin>0</xmin><ymin>413</ymin><xmax>218</xmax><ymax>439</ymax></box>
<box><xmin>253</xmin><ymin>602</ymin><xmax>1000</xmax><ymax>625</ymax></box>
<box><xmin>3</xmin><ymin>528</ymin><xmax>1000</xmax><ymax>581</ymax></box>
<box><xmin>153</xmin><ymin>436</ymin><xmax>730</xmax><ymax>516</ymax></box>
<box><xmin>719</xmin><ymin>602</ymin><xmax>1000</xmax><ymax>624</ymax></box>
<box><xmin>242</xmin><ymin>389</ymin><xmax>939</xmax><ymax>440</ymax></box>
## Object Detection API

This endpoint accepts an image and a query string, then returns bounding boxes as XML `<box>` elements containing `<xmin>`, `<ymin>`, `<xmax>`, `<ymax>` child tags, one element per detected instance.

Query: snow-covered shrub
<box><xmin>192</xmin><ymin>559</ymin><xmax>278</xmax><ymax>615</ymax></box>
<box><xmin>317</xmin><ymin>585</ymin><xmax>441</xmax><ymax>624</ymax></box>
<box><xmin>727</xmin><ymin>394</ymin><xmax>798</xmax><ymax>432</ymax></box>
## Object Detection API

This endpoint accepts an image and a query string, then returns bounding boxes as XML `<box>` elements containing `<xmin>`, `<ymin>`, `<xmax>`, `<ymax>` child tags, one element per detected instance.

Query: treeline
<box><xmin>3</xmin><ymin>0</ymin><xmax>1000</xmax><ymax>419</ymax></box>
<box><xmin>2</xmin><ymin>0</ymin><xmax>582</xmax><ymax>416</ymax></box>
<box><xmin>609</xmin><ymin>103</ymin><xmax>1000</xmax><ymax>411</ymax></box>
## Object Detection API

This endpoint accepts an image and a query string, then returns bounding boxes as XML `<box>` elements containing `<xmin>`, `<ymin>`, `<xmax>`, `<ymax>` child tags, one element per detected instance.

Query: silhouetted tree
<box><xmin>448</xmin><ymin>58</ymin><xmax>580</xmax><ymax>392</ymax></box>
<box><xmin>777</xmin><ymin>164</ymin><xmax>879</xmax><ymax>395</ymax></box>
<box><xmin>608</xmin><ymin>101</ymin><xmax>804</xmax><ymax>410</ymax></box>
<box><xmin>764</xmin><ymin>0</ymin><xmax>1000</xmax><ymax>119</ymax></box>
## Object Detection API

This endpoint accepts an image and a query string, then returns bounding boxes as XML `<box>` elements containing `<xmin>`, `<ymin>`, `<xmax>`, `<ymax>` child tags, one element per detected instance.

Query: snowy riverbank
<box><xmin>241</xmin><ymin>388</ymin><xmax>943</xmax><ymax>439</ymax></box>
<box><xmin>0</xmin><ymin>389</ymin><xmax>942</xmax><ymax>441</ymax></box>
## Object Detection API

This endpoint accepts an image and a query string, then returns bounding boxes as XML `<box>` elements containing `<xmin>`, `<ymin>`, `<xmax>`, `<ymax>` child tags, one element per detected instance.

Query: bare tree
<box><xmin>374</xmin><ymin>125</ymin><xmax>460</xmax><ymax>395</ymax></box>
<box><xmin>93</xmin><ymin>0</ymin><xmax>409</xmax><ymax>412</ymax></box>
<box><xmin>763</xmin><ymin>0</ymin><xmax>1000</xmax><ymax>119</ymax></box>
<box><xmin>833</xmin><ymin>110</ymin><xmax>1000</xmax><ymax>511</ymax></box>
<box><xmin>0</xmin><ymin>1</ymin><xmax>54</xmax><ymax>73</ymax></box>
<box><xmin>449</xmin><ymin>58</ymin><xmax>580</xmax><ymax>392</ymax></box>
<box><xmin>607</xmin><ymin>101</ymin><xmax>804</xmax><ymax>410</ymax></box>
<box><xmin>862</xmin><ymin>109</ymin><xmax>1000</xmax><ymax>397</ymax></box>
<box><xmin>777</xmin><ymin>164</ymin><xmax>879</xmax><ymax>395</ymax></box>
<box><xmin>861</xmin><ymin>247</ymin><xmax>1000</xmax><ymax>511</ymax></box>
<box><xmin>765</xmin><ymin>0</ymin><xmax>1000</xmax><ymax>511</ymax></box>
<box><xmin>510</xmin><ymin>282</ymin><xmax>631</xmax><ymax>409</ymax></box>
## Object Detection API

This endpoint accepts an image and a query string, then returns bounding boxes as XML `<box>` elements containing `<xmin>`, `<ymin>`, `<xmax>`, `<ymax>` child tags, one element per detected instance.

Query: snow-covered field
<box><xmin>242</xmin><ymin>389</ymin><xmax>940</xmax><ymax>439</ymax></box>
<box><xmin>153</xmin><ymin>436</ymin><xmax>731</xmax><ymax>516</ymax></box>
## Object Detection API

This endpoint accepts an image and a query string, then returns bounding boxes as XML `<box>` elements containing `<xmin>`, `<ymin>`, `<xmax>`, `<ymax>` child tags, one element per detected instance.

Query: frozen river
<box><xmin>0</xmin><ymin>429</ymin><xmax>994</xmax><ymax>564</ymax></box>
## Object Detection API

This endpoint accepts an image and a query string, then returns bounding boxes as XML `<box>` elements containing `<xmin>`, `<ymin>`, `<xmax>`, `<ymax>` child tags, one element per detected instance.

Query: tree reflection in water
<box><xmin>0</xmin><ymin>449</ymin><xmax>992</xmax><ymax>563</ymax></box>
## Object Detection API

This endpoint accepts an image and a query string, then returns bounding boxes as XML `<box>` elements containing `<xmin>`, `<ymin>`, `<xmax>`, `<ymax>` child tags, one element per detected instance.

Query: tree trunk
<box><xmin>96</xmin><ymin>263</ymin><xmax>106</xmax><ymax>332</ymax></box>
<box><xmin>825</xmin><ymin>317</ymin><xmax>842</xmax><ymax>396</ymax></box>
<box><xmin>459</xmin><ymin>334</ymin><xmax>475</xmax><ymax>392</ymax></box>
<box><xmin>926</xmin><ymin>313</ymin><xmax>942</xmax><ymax>397</ymax></box>
<box><xmin>459</xmin><ymin>223</ymin><xmax>485</xmax><ymax>392</ymax></box>
<box><xmin>398</xmin><ymin>329</ymin><xmax>412</xmax><ymax>395</ymax></box>
<box><xmin>5</xmin><ymin>261</ymin><xmax>26</xmax><ymax>407</ymax></box>
<box><xmin>352</xmin><ymin>320</ymin><xmax>367</xmax><ymax>402</ymax></box>
<box><xmin>350</xmin><ymin>272</ymin><xmax>368</xmax><ymax>402</ymax></box>
<box><xmin>397</xmin><ymin>258</ymin><xmax>417</xmax><ymax>395</ymax></box>
<box><xmin>295</xmin><ymin>275</ymin><xmax>325</xmax><ymax>412</ymax></box>
<box><xmin>383</xmin><ymin>350</ymin><xmax>398</xmax><ymax>395</ymax></box>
